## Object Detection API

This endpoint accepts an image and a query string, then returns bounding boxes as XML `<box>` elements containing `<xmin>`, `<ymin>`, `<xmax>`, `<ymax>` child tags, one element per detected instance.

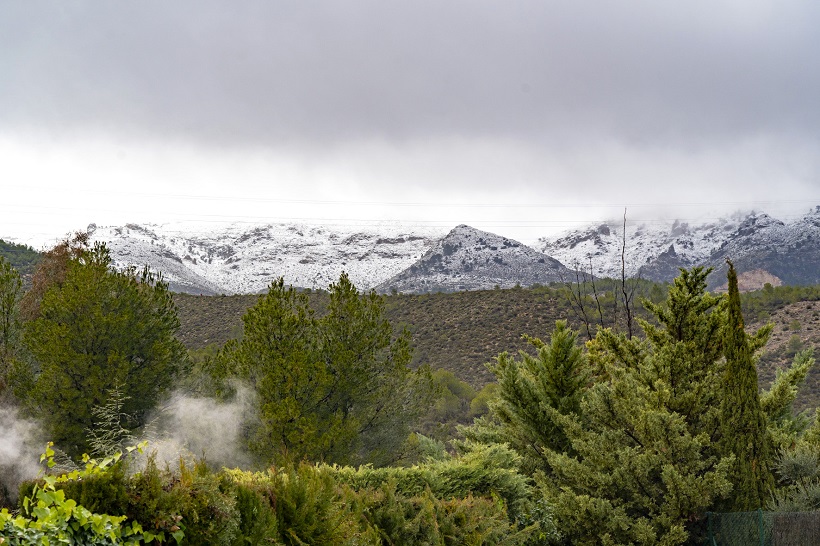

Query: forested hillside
<box><xmin>0</xmin><ymin>239</ymin><xmax>39</xmax><ymax>282</ymax></box>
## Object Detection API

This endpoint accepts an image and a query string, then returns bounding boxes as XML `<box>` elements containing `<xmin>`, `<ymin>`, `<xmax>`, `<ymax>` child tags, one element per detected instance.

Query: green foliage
<box><xmin>637</xmin><ymin>267</ymin><xmax>727</xmax><ymax>439</ymax></box>
<box><xmin>87</xmin><ymin>383</ymin><xmax>137</xmax><ymax>458</ymax></box>
<box><xmin>8</xmin><ymin>437</ymin><xmax>544</xmax><ymax>545</ymax></box>
<box><xmin>471</xmin><ymin>320</ymin><xmax>588</xmax><ymax>474</ymax></box>
<box><xmin>719</xmin><ymin>260</ymin><xmax>775</xmax><ymax>511</ymax></box>
<box><xmin>332</xmin><ymin>440</ymin><xmax>551</xmax><ymax>540</ymax></box>
<box><xmin>2</xmin><ymin>442</ymin><xmax>173</xmax><ymax>545</ymax></box>
<box><xmin>269</xmin><ymin>464</ymin><xmax>360</xmax><ymax>546</ymax></box>
<box><xmin>739</xmin><ymin>283</ymin><xmax>820</xmax><ymax>321</ymax></box>
<box><xmin>225</xmin><ymin>450</ymin><xmax>543</xmax><ymax>546</ymax></box>
<box><xmin>226</xmin><ymin>465</ymin><xmax>372</xmax><ymax>546</ymax></box>
<box><xmin>0</xmin><ymin>256</ymin><xmax>23</xmax><ymax>402</ymax></box>
<box><xmin>216</xmin><ymin>273</ymin><xmax>436</xmax><ymax>467</ymax></box>
<box><xmin>500</xmin><ymin>268</ymin><xmax>738</xmax><ymax>545</ymax></box>
<box><xmin>0</xmin><ymin>256</ymin><xmax>22</xmax><ymax>349</ymax></box>
<box><xmin>21</xmin><ymin>243</ymin><xmax>187</xmax><ymax>457</ymax></box>
<box><xmin>0</xmin><ymin>239</ymin><xmax>40</xmax><ymax>280</ymax></box>
<box><xmin>801</xmin><ymin>406</ymin><xmax>820</xmax><ymax>449</ymax></box>
<box><xmin>760</xmin><ymin>349</ymin><xmax>815</xmax><ymax>451</ymax></box>
<box><xmin>28</xmin><ymin>449</ymin><xmax>243</xmax><ymax>545</ymax></box>
<box><xmin>470</xmin><ymin>382</ymin><xmax>499</xmax><ymax>418</ymax></box>
<box><xmin>405</xmin><ymin>433</ymin><xmax>450</xmax><ymax>462</ymax></box>
<box><xmin>229</xmin><ymin>481</ymin><xmax>279</xmax><ymax>545</ymax></box>
<box><xmin>356</xmin><ymin>483</ymin><xmax>528</xmax><ymax>546</ymax></box>
<box><xmin>770</xmin><ymin>446</ymin><xmax>820</xmax><ymax>512</ymax></box>
<box><xmin>418</xmin><ymin>369</ymin><xmax>476</xmax><ymax>441</ymax></box>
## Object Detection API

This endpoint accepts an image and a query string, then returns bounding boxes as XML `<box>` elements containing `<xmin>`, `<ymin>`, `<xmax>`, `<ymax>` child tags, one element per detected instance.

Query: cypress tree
<box><xmin>719</xmin><ymin>260</ymin><xmax>774</xmax><ymax>511</ymax></box>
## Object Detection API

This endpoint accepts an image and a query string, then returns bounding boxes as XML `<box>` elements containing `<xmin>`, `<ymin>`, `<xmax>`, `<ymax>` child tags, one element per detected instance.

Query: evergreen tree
<box><xmin>218</xmin><ymin>273</ymin><xmax>435</xmax><ymax>467</ymax></box>
<box><xmin>22</xmin><ymin>242</ymin><xmax>186</xmax><ymax>457</ymax></box>
<box><xmin>517</xmin><ymin>268</ymin><xmax>734</xmax><ymax>545</ymax></box>
<box><xmin>719</xmin><ymin>260</ymin><xmax>775</xmax><ymax>511</ymax></box>
<box><xmin>760</xmin><ymin>348</ymin><xmax>814</xmax><ymax>452</ymax></box>
<box><xmin>466</xmin><ymin>320</ymin><xmax>589</xmax><ymax>474</ymax></box>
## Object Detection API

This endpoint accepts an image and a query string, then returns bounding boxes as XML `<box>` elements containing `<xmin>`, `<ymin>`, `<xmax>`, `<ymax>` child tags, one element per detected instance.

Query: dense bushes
<box><xmin>12</xmin><ymin>442</ymin><xmax>548</xmax><ymax>545</ymax></box>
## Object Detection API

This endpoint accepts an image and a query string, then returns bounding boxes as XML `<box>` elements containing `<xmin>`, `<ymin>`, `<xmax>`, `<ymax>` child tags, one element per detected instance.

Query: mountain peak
<box><xmin>376</xmin><ymin>226</ymin><xmax>568</xmax><ymax>294</ymax></box>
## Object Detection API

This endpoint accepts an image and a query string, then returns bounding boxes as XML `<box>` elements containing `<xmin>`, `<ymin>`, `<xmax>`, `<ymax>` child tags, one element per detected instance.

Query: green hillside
<box><xmin>0</xmin><ymin>239</ymin><xmax>40</xmax><ymax>280</ymax></box>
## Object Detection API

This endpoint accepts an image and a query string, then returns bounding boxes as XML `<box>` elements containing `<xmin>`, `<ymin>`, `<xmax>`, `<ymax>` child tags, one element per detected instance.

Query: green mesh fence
<box><xmin>706</xmin><ymin>510</ymin><xmax>820</xmax><ymax>546</ymax></box>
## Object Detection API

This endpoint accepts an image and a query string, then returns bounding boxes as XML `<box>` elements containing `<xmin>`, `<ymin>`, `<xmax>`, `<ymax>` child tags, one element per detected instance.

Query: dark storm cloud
<box><xmin>3</xmin><ymin>1</ymin><xmax>819</xmax><ymax>148</ymax></box>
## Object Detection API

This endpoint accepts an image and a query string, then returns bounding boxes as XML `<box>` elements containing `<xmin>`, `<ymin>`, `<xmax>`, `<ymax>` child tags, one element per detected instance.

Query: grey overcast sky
<box><xmin>2</xmin><ymin>1</ymin><xmax>819</xmax><ymax>248</ymax></box>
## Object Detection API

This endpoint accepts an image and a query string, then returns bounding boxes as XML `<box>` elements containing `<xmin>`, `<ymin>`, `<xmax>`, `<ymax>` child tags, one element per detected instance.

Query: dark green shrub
<box><xmin>270</xmin><ymin>464</ymin><xmax>357</xmax><ymax>546</ymax></box>
<box><xmin>357</xmin><ymin>481</ymin><xmax>527</xmax><ymax>546</ymax></box>
<box><xmin>25</xmin><ymin>454</ymin><xmax>240</xmax><ymax>545</ymax></box>
<box><xmin>334</xmin><ymin>442</ymin><xmax>533</xmax><ymax>519</ymax></box>
<box><xmin>230</xmin><ymin>481</ymin><xmax>278</xmax><ymax>545</ymax></box>
<box><xmin>225</xmin><ymin>465</ymin><xmax>372</xmax><ymax>546</ymax></box>
<box><xmin>126</xmin><ymin>458</ymin><xmax>238</xmax><ymax>546</ymax></box>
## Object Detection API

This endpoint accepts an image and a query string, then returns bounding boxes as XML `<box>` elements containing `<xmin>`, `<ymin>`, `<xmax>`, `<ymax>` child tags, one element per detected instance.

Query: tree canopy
<box><xmin>216</xmin><ymin>273</ymin><xmax>435</xmax><ymax>467</ymax></box>
<box><xmin>21</xmin><ymin>242</ymin><xmax>186</xmax><ymax>457</ymax></box>
<box><xmin>469</xmin><ymin>266</ymin><xmax>789</xmax><ymax>545</ymax></box>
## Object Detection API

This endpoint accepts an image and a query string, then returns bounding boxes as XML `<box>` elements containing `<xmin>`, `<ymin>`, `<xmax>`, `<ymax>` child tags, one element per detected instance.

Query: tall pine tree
<box><xmin>217</xmin><ymin>273</ymin><xmax>435</xmax><ymax>467</ymax></box>
<box><xmin>719</xmin><ymin>260</ymin><xmax>775</xmax><ymax>511</ymax></box>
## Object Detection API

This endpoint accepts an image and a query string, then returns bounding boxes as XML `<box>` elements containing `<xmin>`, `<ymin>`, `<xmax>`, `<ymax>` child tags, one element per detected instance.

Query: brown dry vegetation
<box><xmin>752</xmin><ymin>300</ymin><xmax>820</xmax><ymax>413</ymax></box>
<box><xmin>174</xmin><ymin>288</ymin><xmax>578</xmax><ymax>387</ymax></box>
<box><xmin>174</xmin><ymin>284</ymin><xmax>820</xmax><ymax>409</ymax></box>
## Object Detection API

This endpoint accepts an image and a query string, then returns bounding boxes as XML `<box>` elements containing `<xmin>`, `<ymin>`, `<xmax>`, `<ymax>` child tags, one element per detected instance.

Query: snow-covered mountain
<box><xmin>536</xmin><ymin>207</ymin><xmax>820</xmax><ymax>288</ymax></box>
<box><xmin>89</xmin><ymin>222</ymin><xmax>447</xmax><ymax>294</ymax></box>
<box><xmin>84</xmin><ymin>206</ymin><xmax>820</xmax><ymax>295</ymax></box>
<box><xmin>375</xmin><ymin>225</ymin><xmax>570</xmax><ymax>293</ymax></box>
<box><xmin>707</xmin><ymin>207</ymin><xmax>820</xmax><ymax>287</ymax></box>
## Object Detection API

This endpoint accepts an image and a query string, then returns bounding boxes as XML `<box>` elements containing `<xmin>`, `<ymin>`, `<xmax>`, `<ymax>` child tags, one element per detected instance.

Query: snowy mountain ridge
<box><xmin>83</xmin><ymin>206</ymin><xmax>820</xmax><ymax>295</ymax></box>
<box><xmin>536</xmin><ymin>206</ymin><xmax>820</xmax><ymax>287</ymax></box>
<box><xmin>89</xmin><ymin>221</ymin><xmax>447</xmax><ymax>294</ymax></box>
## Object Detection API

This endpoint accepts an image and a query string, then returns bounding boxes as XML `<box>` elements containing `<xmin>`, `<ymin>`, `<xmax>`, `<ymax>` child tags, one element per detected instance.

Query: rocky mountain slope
<box><xmin>375</xmin><ymin>225</ymin><xmax>569</xmax><ymax>293</ymax></box>
<box><xmin>537</xmin><ymin>206</ymin><xmax>820</xmax><ymax>288</ymax></box>
<box><xmin>89</xmin><ymin>222</ymin><xmax>446</xmax><ymax>294</ymax></box>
